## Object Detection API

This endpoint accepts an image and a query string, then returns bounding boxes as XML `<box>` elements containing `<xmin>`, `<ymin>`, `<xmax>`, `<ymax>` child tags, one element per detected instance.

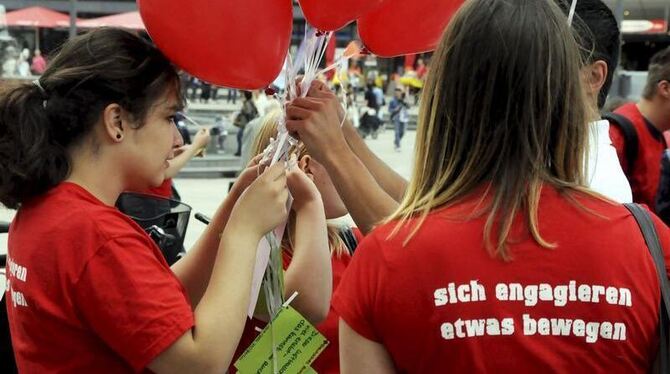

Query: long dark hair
<box><xmin>391</xmin><ymin>0</ymin><xmax>590</xmax><ymax>259</ymax></box>
<box><xmin>0</xmin><ymin>28</ymin><xmax>182</xmax><ymax>209</ymax></box>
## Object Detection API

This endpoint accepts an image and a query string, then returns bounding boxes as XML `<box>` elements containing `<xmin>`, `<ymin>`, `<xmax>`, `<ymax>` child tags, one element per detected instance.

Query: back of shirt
<box><xmin>333</xmin><ymin>186</ymin><xmax>667</xmax><ymax>373</ymax></box>
<box><xmin>6</xmin><ymin>183</ymin><xmax>194</xmax><ymax>373</ymax></box>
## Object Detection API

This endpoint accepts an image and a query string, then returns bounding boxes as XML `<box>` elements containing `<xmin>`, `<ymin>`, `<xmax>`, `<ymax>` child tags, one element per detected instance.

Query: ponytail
<box><xmin>0</xmin><ymin>82</ymin><xmax>70</xmax><ymax>209</ymax></box>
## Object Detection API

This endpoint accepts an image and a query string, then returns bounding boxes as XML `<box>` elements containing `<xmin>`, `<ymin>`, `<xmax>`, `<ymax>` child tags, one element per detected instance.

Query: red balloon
<box><xmin>138</xmin><ymin>0</ymin><xmax>292</xmax><ymax>89</ymax></box>
<box><xmin>358</xmin><ymin>0</ymin><xmax>464</xmax><ymax>57</ymax></box>
<box><xmin>299</xmin><ymin>0</ymin><xmax>385</xmax><ymax>31</ymax></box>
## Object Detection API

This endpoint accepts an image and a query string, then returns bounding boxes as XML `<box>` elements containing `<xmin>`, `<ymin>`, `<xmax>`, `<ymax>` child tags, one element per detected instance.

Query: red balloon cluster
<box><xmin>137</xmin><ymin>0</ymin><xmax>465</xmax><ymax>88</ymax></box>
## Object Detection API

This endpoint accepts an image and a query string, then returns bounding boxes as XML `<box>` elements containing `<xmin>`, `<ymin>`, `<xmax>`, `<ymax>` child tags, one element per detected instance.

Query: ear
<box><xmin>585</xmin><ymin>60</ymin><xmax>608</xmax><ymax>96</ymax></box>
<box><xmin>658</xmin><ymin>80</ymin><xmax>670</xmax><ymax>100</ymax></box>
<box><xmin>298</xmin><ymin>155</ymin><xmax>314</xmax><ymax>176</ymax></box>
<box><xmin>102</xmin><ymin>103</ymin><xmax>125</xmax><ymax>142</ymax></box>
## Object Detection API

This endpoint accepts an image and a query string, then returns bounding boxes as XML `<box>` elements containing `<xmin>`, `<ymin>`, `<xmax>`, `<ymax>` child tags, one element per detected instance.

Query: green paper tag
<box><xmin>235</xmin><ymin>306</ymin><xmax>328</xmax><ymax>374</ymax></box>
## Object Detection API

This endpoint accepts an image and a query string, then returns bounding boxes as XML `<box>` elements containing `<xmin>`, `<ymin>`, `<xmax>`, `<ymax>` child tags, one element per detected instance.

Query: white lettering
<box><xmin>434</xmin><ymin>288</ymin><xmax>448</xmax><ymax>306</ymax></box>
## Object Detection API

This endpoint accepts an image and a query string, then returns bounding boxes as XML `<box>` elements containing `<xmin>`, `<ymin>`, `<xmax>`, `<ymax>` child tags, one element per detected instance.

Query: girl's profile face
<box><xmin>120</xmin><ymin>89</ymin><xmax>183</xmax><ymax>191</ymax></box>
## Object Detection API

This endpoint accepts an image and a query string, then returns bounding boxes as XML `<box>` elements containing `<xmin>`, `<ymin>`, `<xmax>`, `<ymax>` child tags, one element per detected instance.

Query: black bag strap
<box><xmin>655</xmin><ymin>151</ymin><xmax>670</xmax><ymax>226</ymax></box>
<box><xmin>339</xmin><ymin>227</ymin><xmax>359</xmax><ymax>254</ymax></box>
<box><xmin>624</xmin><ymin>203</ymin><xmax>670</xmax><ymax>373</ymax></box>
<box><xmin>603</xmin><ymin>112</ymin><xmax>639</xmax><ymax>173</ymax></box>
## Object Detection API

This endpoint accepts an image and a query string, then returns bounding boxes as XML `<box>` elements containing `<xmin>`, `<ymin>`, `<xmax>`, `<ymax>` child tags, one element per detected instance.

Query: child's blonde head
<box><xmin>252</xmin><ymin>110</ymin><xmax>352</xmax><ymax>257</ymax></box>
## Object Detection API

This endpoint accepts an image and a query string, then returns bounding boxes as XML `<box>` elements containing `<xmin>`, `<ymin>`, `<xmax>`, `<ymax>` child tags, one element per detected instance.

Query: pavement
<box><xmin>0</xmin><ymin>128</ymin><xmax>416</xmax><ymax>254</ymax></box>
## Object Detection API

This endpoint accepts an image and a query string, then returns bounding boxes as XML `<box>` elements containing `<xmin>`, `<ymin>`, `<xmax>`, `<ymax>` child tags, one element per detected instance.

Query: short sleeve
<box><xmin>332</xmin><ymin>234</ymin><xmax>386</xmax><ymax>342</ymax></box>
<box><xmin>73</xmin><ymin>236</ymin><xmax>194</xmax><ymax>372</ymax></box>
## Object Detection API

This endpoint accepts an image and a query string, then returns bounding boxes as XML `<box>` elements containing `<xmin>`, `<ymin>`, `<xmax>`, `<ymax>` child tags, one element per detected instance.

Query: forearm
<box><xmin>153</xmin><ymin>227</ymin><xmax>263</xmax><ymax>374</ymax></box>
<box><xmin>165</xmin><ymin>146</ymin><xmax>201</xmax><ymax>179</ymax></box>
<box><xmin>189</xmin><ymin>228</ymin><xmax>261</xmax><ymax>372</ymax></box>
<box><xmin>342</xmin><ymin>120</ymin><xmax>408</xmax><ymax>202</ymax></box>
<box><xmin>283</xmin><ymin>201</ymin><xmax>332</xmax><ymax>324</ymax></box>
<box><xmin>323</xmin><ymin>145</ymin><xmax>399</xmax><ymax>234</ymax></box>
<box><xmin>171</xmin><ymin>186</ymin><xmax>243</xmax><ymax>306</ymax></box>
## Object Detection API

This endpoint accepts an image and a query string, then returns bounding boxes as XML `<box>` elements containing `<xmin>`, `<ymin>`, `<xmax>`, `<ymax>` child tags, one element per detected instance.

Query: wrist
<box><xmin>293</xmin><ymin>196</ymin><xmax>324</xmax><ymax>214</ymax></box>
<box><xmin>228</xmin><ymin>180</ymin><xmax>248</xmax><ymax>199</ymax></box>
<box><xmin>321</xmin><ymin>138</ymin><xmax>355</xmax><ymax>170</ymax></box>
<box><xmin>221</xmin><ymin>217</ymin><xmax>263</xmax><ymax>245</ymax></box>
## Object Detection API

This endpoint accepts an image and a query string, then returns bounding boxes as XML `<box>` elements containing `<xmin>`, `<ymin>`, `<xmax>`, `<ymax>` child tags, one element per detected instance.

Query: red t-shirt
<box><xmin>333</xmin><ymin>186</ymin><xmax>670</xmax><ymax>372</ymax></box>
<box><xmin>5</xmin><ymin>182</ymin><xmax>194</xmax><ymax>373</ymax></box>
<box><xmin>232</xmin><ymin>228</ymin><xmax>362</xmax><ymax>373</ymax></box>
<box><xmin>610</xmin><ymin>103</ymin><xmax>668</xmax><ymax>210</ymax></box>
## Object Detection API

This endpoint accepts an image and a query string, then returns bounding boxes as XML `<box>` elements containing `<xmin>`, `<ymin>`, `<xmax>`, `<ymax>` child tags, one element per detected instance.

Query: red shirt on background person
<box><xmin>416</xmin><ymin>58</ymin><xmax>428</xmax><ymax>80</ymax></box>
<box><xmin>610</xmin><ymin>103</ymin><xmax>668</xmax><ymax>209</ymax></box>
<box><xmin>143</xmin><ymin>178</ymin><xmax>174</xmax><ymax>199</ymax></box>
<box><xmin>609</xmin><ymin>47</ymin><xmax>670</xmax><ymax>212</ymax></box>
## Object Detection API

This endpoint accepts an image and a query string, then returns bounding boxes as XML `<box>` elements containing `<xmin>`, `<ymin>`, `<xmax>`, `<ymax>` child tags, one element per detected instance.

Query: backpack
<box><xmin>603</xmin><ymin>112</ymin><xmax>639</xmax><ymax>173</ymax></box>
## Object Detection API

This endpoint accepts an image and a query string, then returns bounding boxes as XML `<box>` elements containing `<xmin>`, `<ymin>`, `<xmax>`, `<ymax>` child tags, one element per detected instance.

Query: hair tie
<box><xmin>32</xmin><ymin>80</ymin><xmax>48</xmax><ymax>109</ymax></box>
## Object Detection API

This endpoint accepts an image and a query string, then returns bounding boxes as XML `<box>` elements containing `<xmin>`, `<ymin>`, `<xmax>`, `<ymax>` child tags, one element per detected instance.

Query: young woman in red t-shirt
<box><xmin>287</xmin><ymin>0</ymin><xmax>670</xmax><ymax>372</ymax></box>
<box><xmin>230</xmin><ymin>111</ymin><xmax>359</xmax><ymax>373</ymax></box>
<box><xmin>0</xmin><ymin>28</ymin><xmax>304</xmax><ymax>373</ymax></box>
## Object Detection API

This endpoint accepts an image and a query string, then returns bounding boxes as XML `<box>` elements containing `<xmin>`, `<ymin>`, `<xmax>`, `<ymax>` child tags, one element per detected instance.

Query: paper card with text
<box><xmin>234</xmin><ymin>306</ymin><xmax>328</xmax><ymax>374</ymax></box>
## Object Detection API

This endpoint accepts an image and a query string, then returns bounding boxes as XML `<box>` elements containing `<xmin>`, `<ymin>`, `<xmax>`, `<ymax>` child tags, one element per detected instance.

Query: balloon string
<box><xmin>567</xmin><ymin>0</ymin><xmax>578</xmax><ymax>25</ymax></box>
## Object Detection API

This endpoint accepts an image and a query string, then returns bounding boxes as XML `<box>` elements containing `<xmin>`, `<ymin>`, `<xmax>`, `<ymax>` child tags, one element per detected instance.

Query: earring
<box><xmin>116</xmin><ymin>134</ymin><xmax>122</xmax><ymax>140</ymax></box>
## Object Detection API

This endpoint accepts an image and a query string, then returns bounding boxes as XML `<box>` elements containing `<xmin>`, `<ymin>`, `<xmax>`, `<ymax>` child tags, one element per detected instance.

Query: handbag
<box><xmin>624</xmin><ymin>203</ymin><xmax>670</xmax><ymax>373</ymax></box>
<box><xmin>233</xmin><ymin>111</ymin><xmax>248</xmax><ymax>129</ymax></box>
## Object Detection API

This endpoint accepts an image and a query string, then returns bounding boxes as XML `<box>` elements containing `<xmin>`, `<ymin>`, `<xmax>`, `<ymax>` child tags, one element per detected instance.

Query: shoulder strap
<box><xmin>339</xmin><ymin>227</ymin><xmax>359</xmax><ymax>254</ymax></box>
<box><xmin>603</xmin><ymin>112</ymin><xmax>639</xmax><ymax>172</ymax></box>
<box><xmin>624</xmin><ymin>203</ymin><xmax>670</xmax><ymax>373</ymax></box>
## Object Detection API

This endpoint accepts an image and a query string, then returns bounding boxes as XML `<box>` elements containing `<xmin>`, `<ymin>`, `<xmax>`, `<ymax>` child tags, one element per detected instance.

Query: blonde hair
<box><xmin>252</xmin><ymin>110</ymin><xmax>351</xmax><ymax>258</ymax></box>
<box><xmin>388</xmin><ymin>0</ymin><xmax>592</xmax><ymax>260</ymax></box>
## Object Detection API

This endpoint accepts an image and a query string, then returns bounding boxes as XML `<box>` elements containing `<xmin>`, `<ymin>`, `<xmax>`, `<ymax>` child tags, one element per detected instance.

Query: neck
<box><xmin>587</xmin><ymin>99</ymin><xmax>601</xmax><ymax>123</ymax></box>
<box><xmin>638</xmin><ymin>98</ymin><xmax>670</xmax><ymax>132</ymax></box>
<box><xmin>65</xmin><ymin>145</ymin><xmax>124</xmax><ymax>206</ymax></box>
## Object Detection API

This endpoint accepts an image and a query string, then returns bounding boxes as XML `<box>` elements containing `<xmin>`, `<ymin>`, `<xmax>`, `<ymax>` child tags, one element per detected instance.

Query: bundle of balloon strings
<box><xmin>253</xmin><ymin>25</ymin><xmax>362</xmax><ymax>373</ymax></box>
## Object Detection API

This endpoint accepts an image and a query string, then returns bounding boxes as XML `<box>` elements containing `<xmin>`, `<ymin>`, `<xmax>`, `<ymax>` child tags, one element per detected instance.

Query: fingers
<box><xmin>286</xmin><ymin>105</ymin><xmax>314</xmax><ymax>121</ymax></box>
<box><xmin>247</xmin><ymin>153</ymin><xmax>264</xmax><ymax>168</ymax></box>
<box><xmin>262</xmin><ymin>163</ymin><xmax>287</xmax><ymax>182</ymax></box>
<box><xmin>174</xmin><ymin>144</ymin><xmax>189</xmax><ymax>156</ymax></box>
<box><xmin>285</xmin><ymin>119</ymin><xmax>305</xmax><ymax>137</ymax></box>
<box><xmin>307</xmin><ymin>80</ymin><xmax>330</xmax><ymax>96</ymax></box>
<box><xmin>288</xmin><ymin>97</ymin><xmax>324</xmax><ymax>111</ymax></box>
